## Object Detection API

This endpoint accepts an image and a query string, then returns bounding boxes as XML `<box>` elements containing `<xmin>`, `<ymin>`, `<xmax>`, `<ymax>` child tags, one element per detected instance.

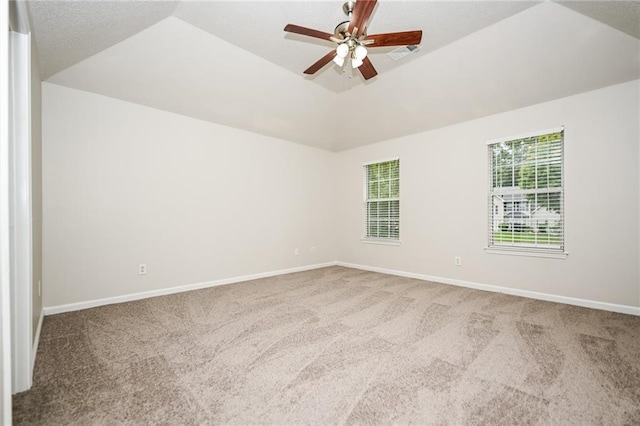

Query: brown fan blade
<box><xmin>358</xmin><ymin>57</ymin><xmax>378</xmax><ymax>80</ymax></box>
<box><xmin>284</xmin><ymin>24</ymin><xmax>334</xmax><ymax>42</ymax></box>
<box><xmin>304</xmin><ymin>50</ymin><xmax>338</xmax><ymax>75</ymax></box>
<box><xmin>364</xmin><ymin>30</ymin><xmax>422</xmax><ymax>47</ymax></box>
<box><xmin>348</xmin><ymin>0</ymin><xmax>377</xmax><ymax>37</ymax></box>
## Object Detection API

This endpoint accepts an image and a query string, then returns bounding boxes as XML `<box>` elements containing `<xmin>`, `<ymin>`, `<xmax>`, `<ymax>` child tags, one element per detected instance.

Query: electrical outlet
<box><xmin>454</xmin><ymin>256</ymin><xmax>462</xmax><ymax>266</ymax></box>
<box><xmin>138</xmin><ymin>264</ymin><xmax>147</xmax><ymax>275</ymax></box>
<box><xmin>311</xmin><ymin>246</ymin><xmax>316</xmax><ymax>254</ymax></box>
<box><xmin>294</xmin><ymin>248</ymin><xmax>299</xmax><ymax>256</ymax></box>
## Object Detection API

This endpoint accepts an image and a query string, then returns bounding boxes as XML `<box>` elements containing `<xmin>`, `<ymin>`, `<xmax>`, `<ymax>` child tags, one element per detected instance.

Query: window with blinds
<box><xmin>364</xmin><ymin>159</ymin><xmax>400</xmax><ymax>242</ymax></box>
<box><xmin>488</xmin><ymin>128</ymin><xmax>564</xmax><ymax>255</ymax></box>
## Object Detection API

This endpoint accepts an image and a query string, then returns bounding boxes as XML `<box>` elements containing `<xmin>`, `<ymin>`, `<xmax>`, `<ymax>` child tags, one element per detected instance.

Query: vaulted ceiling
<box><xmin>28</xmin><ymin>1</ymin><xmax>640</xmax><ymax>151</ymax></box>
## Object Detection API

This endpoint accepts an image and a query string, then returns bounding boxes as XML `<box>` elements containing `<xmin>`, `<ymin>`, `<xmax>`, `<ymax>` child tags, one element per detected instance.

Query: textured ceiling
<box><xmin>29</xmin><ymin>1</ymin><xmax>179</xmax><ymax>79</ymax></box>
<box><xmin>557</xmin><ymin>1</ymin><xmax>640</xmax><ymax>39</ymax></box>
<box><xmin>28</xmin><ymin>1</ymin><xmax>640</xmax><ymax>151</ymax></box>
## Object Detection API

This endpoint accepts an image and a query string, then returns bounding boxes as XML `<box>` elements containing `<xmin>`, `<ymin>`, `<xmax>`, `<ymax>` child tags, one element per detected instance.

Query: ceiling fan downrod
<box><xmin>342</xmin><ymin>1</ymin><xmax>356</xmax><ymax>18</ymax></box>
<box><xmin>334</xmin><ymin>1</ymin><xmax>357</xmax><ymax>39</ymax></box>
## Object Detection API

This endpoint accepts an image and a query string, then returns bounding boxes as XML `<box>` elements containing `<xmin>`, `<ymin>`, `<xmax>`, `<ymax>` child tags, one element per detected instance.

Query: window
<box><xmin>488</xmin><ymin>128</ymin><xmax>565</xmax><ymax>257</ymax></box>
<box><xmin>363</xmin><ymin>159</ymin><xmax>400</xmax><ymax>243</ymax></box>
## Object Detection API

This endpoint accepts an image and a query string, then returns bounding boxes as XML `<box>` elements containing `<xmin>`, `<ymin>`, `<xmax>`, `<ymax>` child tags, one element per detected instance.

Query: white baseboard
<box><xmin>43</xmin><ymin>261</ymin><xmax>640</xmax><ymax>317</ymax></box>
<box><xmin>336</xmin><ymin>261</ymin><xmax>640</xmax><ymax>316</ymax></box>
<box><xmin>32</xmin><ymin>309</ymin><xmax>43</xmax><ymax>370</ymax></box>
<box><xmin>43</xmin><ymin>262</ymin><xmax>337</xmax><ymax>316</ymax></box>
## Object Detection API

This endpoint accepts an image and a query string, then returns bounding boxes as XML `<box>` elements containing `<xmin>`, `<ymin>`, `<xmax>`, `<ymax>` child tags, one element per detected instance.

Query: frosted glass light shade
<box><xmin>351</xmin><ymin>57</ymin><xmax>363</xmax><ymax>68</ymax></box>
<box><xmin>336</xmin><ymin>43</ymin><xmax>349</xmax><ymax>58</ymax></box>
<box><xmin>354</xmin><ymin>45</ymin><xmax>367</xmax><ymax>60</ymax></box>
<box><xmin>333</xmin><ymin>55</ymin><xmax>345</xmax><ymax>67</ymax></box>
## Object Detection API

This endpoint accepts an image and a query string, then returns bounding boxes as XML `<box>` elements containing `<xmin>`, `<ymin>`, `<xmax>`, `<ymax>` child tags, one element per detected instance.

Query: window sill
<box><xmin>361</xmin><ymin>238</ymin><xmax>402</xmax><ymax>246</ymax></box>
<box><xmin>484</xmin><ymin>247</ymin><xmax>568</xmax><ymax>259</ymax></box>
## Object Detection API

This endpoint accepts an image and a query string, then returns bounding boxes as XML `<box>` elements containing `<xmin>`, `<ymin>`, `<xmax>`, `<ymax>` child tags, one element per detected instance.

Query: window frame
<box><xmin>361</xmin><ymin>157</ymin><xmax>401</xmax><ymax>245</ymax></box>
<box><xmin>485</xmin><ymin>127</ymin><xmax>568</xmax><ymax>259</ymax></box>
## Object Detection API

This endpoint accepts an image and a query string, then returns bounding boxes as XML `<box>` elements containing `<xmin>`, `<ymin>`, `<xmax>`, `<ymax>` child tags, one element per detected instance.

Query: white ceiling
<box><xmin>28</xmin><ymin>1</ymin><xmax>640</xmax><ymax>151</ymax></box>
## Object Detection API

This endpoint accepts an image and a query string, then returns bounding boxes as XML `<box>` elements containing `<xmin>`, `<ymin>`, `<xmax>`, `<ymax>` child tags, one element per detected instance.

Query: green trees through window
<box><xmin>489</xmin><ymin>130</ymin><xmax>564</xmax><ymax>252</ymax></box>
<box><xmin>365</xmin><ymin>159</ymin><xmax>400</xmax><ymax>240</ymax></box>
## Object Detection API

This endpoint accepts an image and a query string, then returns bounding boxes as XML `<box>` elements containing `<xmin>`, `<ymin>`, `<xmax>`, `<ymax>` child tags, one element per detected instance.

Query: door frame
<box><xmin>8</xmin><ymin>0</ymin><xmax>33</xmax><ymax>395</ymax></box>
<box><xmin>1</xmin><ymin>0</ymin><xmax>13</xmax><ymax>420</ymax></box>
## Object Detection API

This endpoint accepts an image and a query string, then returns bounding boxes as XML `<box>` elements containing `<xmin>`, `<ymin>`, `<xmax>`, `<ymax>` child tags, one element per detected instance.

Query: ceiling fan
<box><xmin>284</xmin><ymin>0</ymin><xmax>422</xmax><ymax>81</ymax></box>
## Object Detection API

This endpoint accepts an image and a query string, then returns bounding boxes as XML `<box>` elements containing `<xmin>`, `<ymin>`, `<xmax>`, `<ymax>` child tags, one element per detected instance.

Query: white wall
<box><xmin>335</xmin><ymin>80</ymin><xmax>640</xmax><ymax>308</ymax></box>
<box><xmin>42</xmin><ymin>83</ymin><xmax>336</xmax><ymax>307</ymax></box>
<box><xmin>43</xmin><ymin>80</ymin><xmax>640</xmax><ymax>311</ymax></box>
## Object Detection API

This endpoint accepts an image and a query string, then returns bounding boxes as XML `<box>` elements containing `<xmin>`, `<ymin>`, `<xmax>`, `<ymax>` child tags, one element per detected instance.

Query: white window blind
<box><xmin>364</xmin><ymin>159</ymin><xmax>400</xmax><ymax>241</ymax></box>
<box><xmin>488</xmin><ymin>128</ymin><xmax>564</xmax><ymax>254</ymax></box>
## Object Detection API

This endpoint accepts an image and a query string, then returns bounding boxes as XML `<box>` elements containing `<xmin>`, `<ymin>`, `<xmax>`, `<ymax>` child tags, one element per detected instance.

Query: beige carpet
<box><xmin>13</xmin><ymin>266</ymin><xmax>640</xmax><ymax>425</ymax></box>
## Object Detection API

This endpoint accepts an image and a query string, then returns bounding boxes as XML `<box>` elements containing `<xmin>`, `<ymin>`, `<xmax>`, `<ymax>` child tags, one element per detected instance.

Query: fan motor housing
<box><xmin>334</xmin><ymin>21</ymin><xmax>350</xmax><ymax>37</ymax></box>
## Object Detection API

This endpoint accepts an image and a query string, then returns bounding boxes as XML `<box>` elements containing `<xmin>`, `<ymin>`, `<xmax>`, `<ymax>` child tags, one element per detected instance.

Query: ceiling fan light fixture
<box><xmin>351</xmin><ymin>57</ymin><xmax>364</xmax><ymax>68</ymax></box>
<box><xmin>333</xmin><ymin>55</ymin><xmax>346</xmax><ymax>67</ymax></box>
<box><xmin>336</xmin><ymin>43</ymin><xmax>349</xmax><ymax>58</ymax></box>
